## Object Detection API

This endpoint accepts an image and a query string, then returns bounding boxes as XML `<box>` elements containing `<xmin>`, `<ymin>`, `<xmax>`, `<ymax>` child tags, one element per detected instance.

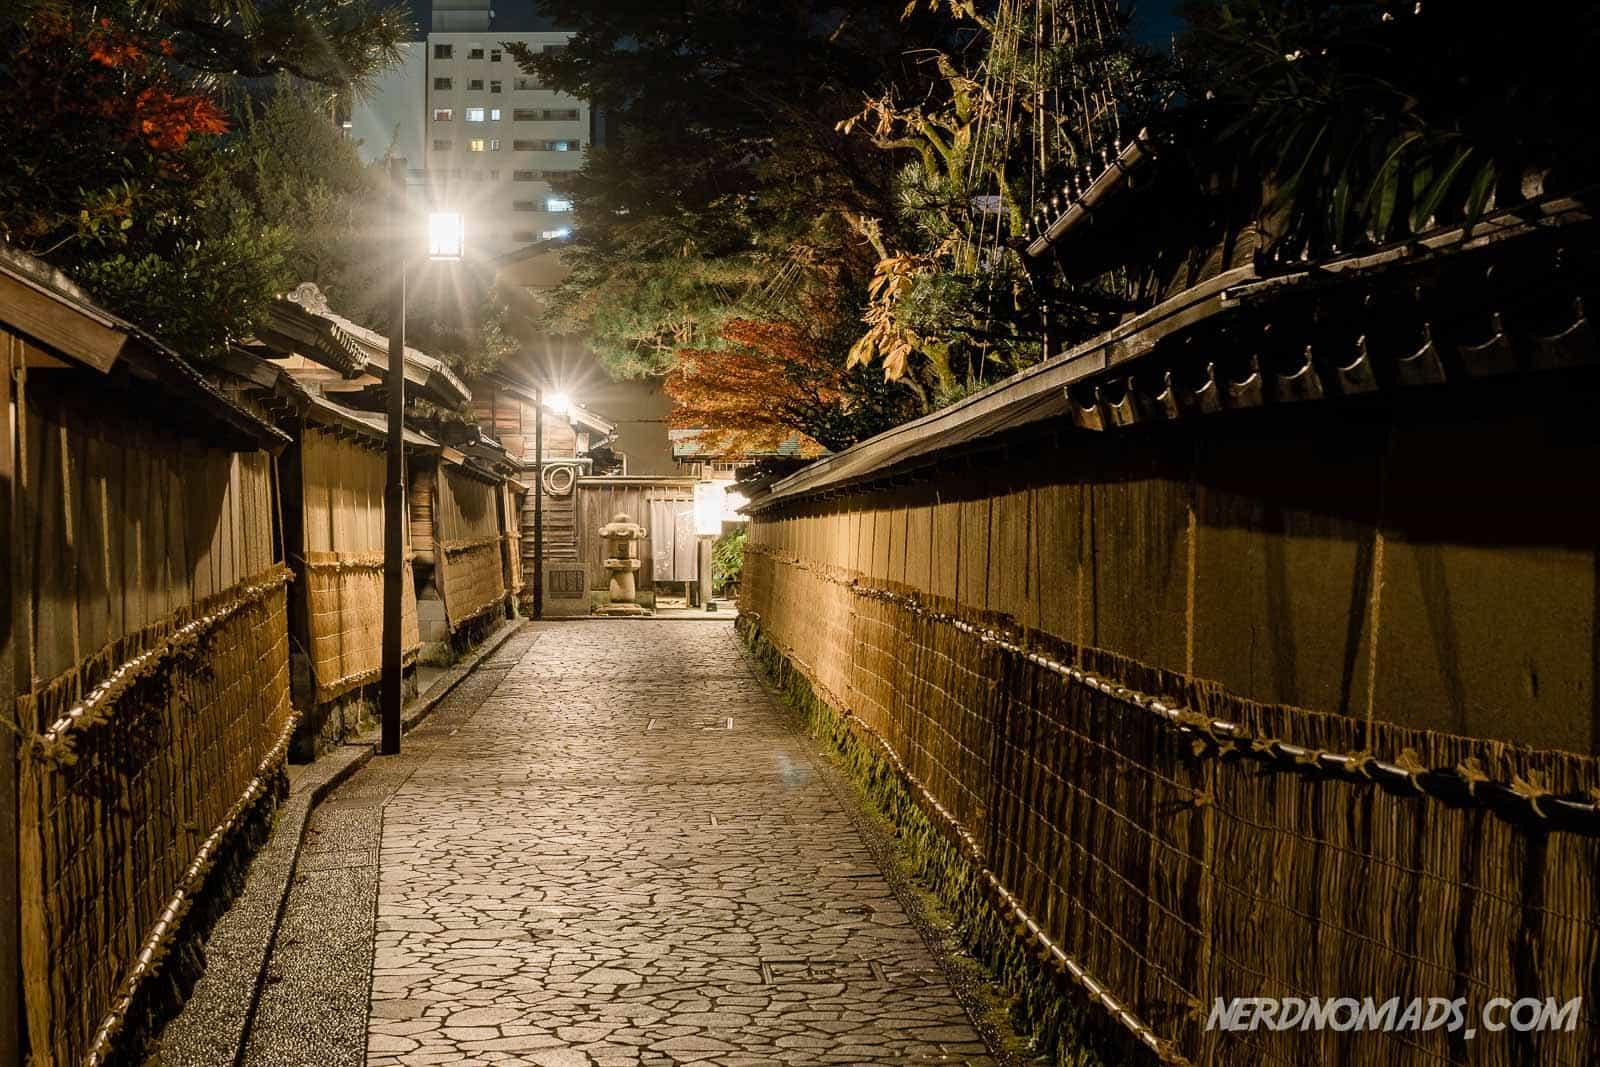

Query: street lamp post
<box><xmin>380</xmin><ymin>157</ymin><xmax>462</xmax><ymax>756</ymax></box>
<box><xmin>533</xmin><ymin>384</ymin><xmax>544</xmax><ymax>620</ymax></box>
<box><xmin>380</xmin><ymin>158</ymin><xmax>407</xmax><ymax>756</ymax></box>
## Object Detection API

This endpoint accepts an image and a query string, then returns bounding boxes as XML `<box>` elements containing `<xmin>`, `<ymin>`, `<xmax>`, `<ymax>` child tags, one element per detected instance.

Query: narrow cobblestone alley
<box><xmin>268</xmin><ymin>620</ymin><xmax>995</xmax><ymax>1067</ymax></box>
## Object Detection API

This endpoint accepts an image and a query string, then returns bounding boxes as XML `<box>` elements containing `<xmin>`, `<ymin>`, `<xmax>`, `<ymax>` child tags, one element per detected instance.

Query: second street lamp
<box><xmin>381</xmin><ymin>157</ymin><xmax>463</xmax><ymax>757</ymax></box>
<box><xmin>531</xmin><ymin>385</ymin><xmax>575</xmax><ymax>621</ymax></box>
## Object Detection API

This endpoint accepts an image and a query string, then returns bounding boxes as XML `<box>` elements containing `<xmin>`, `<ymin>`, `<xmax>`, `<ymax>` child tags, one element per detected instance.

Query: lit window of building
<box><xmin>349</xmin><ymin>27</ymin><xmax>590</xmax><ymax>259</ymax></box>
<box><xmin>513</xmin><ymin>108</ymin><xmax>581</xmax><ymax>122</ymax></box>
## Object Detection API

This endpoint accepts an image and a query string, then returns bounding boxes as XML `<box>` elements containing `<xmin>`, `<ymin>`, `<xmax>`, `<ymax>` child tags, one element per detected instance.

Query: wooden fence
<box><xmin>10</xmin><ymin>362</ymin><xmax>291</xmax><ymax>1067</ymax></box>
<box><xmin>744</xmin><ymin>382</ymin><xmax>1600</xmax><ymax>1065</ymax></box>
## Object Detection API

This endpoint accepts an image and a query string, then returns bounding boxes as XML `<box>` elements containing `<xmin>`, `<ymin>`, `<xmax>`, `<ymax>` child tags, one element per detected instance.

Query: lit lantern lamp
<box><xmin>693</xmin><ymin>480</ymin><xmax>724</xmax><ymax>538</ymax></box>
<box><xmin>382</xmin><ymin>189</ymin><xmax>465</xmax><ymax>757</ymax></box>
<box><xmin>427</xmin><ymin>211</ymin><xmax>465</xmax><ymax>261</ymax></box>
<box><xmin>693</xmin><ymin>480</ymin><xmax>724</xmax><ymax>611</ymax></box>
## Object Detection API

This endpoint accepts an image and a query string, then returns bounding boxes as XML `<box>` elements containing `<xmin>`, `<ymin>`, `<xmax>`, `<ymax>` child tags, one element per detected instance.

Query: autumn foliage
<box><xmin>665</xmin><ymin>313</ymin><xmax>914</xmax><ymax>456</ymax></box>
<box><xmin>667</xmin><ymin>319</ymin><xmax>833</xmax><ymax>457</ymax></box>
<box><xmin>31</xmin><ymin>15</ymin><xmax>226</xmax><ymax>148</ymax></box>
<box><xmin>1</xmin><ymin>13</ymin><xmax>229</xmax><ymax>248</ymax></box>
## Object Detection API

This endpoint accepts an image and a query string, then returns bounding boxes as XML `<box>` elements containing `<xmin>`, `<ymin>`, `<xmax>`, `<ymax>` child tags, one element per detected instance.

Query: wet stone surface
<box><xmin>275</xmin><ymin>619</ymin><xmax>994</xmax><ymax>1066</ymax></box>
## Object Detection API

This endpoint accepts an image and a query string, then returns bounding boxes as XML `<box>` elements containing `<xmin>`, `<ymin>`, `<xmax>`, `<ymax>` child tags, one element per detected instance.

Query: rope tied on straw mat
<box><xmin>440</xmin><ymin>534</ymin><xmax>505</xmax><ymax>556</ymax></box>
<box><xmin>83</xmin><ymin>710</ymin><xmax>299</xmax><ymax>1066</ymax></box>
<box><xmin>744</xmin><ymin>542</ymin><xmax>1600</xmax><ymax>831</ymax></box>
<box><xmin>22</xmin><ymin>565</ymin><xmax>293</xmax><ymax>767</ymax></box>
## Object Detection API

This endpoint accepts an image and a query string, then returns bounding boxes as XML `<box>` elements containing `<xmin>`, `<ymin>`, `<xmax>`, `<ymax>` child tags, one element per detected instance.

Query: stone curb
<box><xmin>397</xmin><ymin>617</ymin><xmax>524</xmax><ymax>735</ymax></box>
<box><xmin>149</xmin><ymin>617</ymin><xmax>527</xmax><ymax>1067</ymax></box>
<box><xmin>149</xmin><ymin>743</ymin><xmax>373</xmax><ymax>1067</ymax></box>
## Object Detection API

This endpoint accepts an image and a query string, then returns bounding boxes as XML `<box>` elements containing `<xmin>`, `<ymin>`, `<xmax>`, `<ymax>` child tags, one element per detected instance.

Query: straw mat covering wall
<box><xmin>743</xmin><ymin>521</ymin><xmax>1600</xmax><ymax>1066</ymax></box>
<box><xmin>503</xmin><ymin>482</ymin><xmax>525</xmax><ymax>594</ymax></box>
<box><xmin>11</xmin><ymin>384</ymin><xmax>292</xmax><ymax>1066</ymax></box>
<box><xmin>436</xmin><ymin>465</ymin><xmax>508</xmax><ymax>631</ymax></box>
<box><xmin>300</xmin><ymin>428</ymin><xmax>420</xmax><ymax>701</ymax></box>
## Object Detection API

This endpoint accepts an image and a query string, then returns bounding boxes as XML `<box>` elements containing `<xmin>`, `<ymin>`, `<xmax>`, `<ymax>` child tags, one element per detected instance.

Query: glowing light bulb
<box><xmin>427</xmin><ymin>212</ymin><xmax>464</xmax><ymax>260</ymax></box>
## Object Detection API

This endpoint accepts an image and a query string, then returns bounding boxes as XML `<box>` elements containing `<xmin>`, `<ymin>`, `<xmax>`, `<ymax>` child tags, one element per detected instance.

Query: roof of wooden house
<box><xmin>214</xmin><ymin>346</ymin><xmax>513</xmax><ymax>492</ymax></box>
<box><xmin>262</xmin><ymin>283</ymin><xmax>472</xmax><ymax>409</ymax></box>
<box><xmin>749</xmin><ymin>196</ymin><xmax>1597</xmax><ymax>513</ymax></box>
<box><xmin>669</xmin><ymin>428</ymin><xmax>811</xmax><ymax>460</ymax></box>
<box><xmin>474</xmin><ymin>369</ymin><xmax>618</xmax><ymax>437</ymax></box>
<box><xmin>0</xmin><ymin>245</ymin><xmax>290</xmax><ymax>453</ymax></box>
<box><xmin>257</xmin><ymin>289</ymin><xmax>368</xmax><ymax>378</ymax></box>
<box><xmin>211</xmin><ymin>347</ymin><xmax>445</xmax><ymax>452</ymax></box>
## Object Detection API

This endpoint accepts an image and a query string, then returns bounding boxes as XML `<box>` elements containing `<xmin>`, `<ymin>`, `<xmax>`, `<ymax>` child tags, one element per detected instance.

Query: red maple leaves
<box><xmin>666</xmin><ymin>318</ymin><xmax>838</xmax><ymax>458</ymax></box>
<box><xmin>21</xmin><ymin>14</ymin><xmax>228</xmax><ymax>154</ymax></box>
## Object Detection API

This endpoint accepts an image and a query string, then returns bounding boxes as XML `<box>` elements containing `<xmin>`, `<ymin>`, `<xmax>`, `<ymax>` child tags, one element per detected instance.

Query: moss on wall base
<box><xmin>292</xmin><ymin>667</ymin><xmax>419</xmax><ymax>761</ymax></box>
<box><xmin>448</xmin><ymin>603</ymin><xmax>511</xmax><ymax>658</ymax></box>
<box><xmin>739</xmin><ymin>616</ymin><xmax>1157</xmax><ymax>1067</ymax></box>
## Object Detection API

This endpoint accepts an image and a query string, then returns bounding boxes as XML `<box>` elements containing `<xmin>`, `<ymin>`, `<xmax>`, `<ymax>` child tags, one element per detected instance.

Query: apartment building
<box><xmin>350</xmin><ymin>3</ymin><xmax>589</xmax><ymax>258</ymax></box>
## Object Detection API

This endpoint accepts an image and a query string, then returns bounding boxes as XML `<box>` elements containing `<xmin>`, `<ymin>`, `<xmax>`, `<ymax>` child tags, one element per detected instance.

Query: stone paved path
<box><xmin>364</xmin><ymin>620</ymin><xmax>995</xmax><ymax>1066</ymax></box>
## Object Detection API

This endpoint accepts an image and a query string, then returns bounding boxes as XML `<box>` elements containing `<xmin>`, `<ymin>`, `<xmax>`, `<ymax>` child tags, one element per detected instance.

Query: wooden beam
<box><xmin>0</xmin><ymin>272</ymin><xmax>126</xmax><ymax>373</ymax></box>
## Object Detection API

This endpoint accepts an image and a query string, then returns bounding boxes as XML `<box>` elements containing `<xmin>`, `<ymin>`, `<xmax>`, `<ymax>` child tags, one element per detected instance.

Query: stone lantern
<box><xmin>597</xmin><ymin>512</ymin><xmax>649</xmax><ymax>616</ymax></box>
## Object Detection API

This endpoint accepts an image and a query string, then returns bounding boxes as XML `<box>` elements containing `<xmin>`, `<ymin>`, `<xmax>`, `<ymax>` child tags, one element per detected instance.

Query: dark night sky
<box><xmin>404</xmin><ymin>1</ymin><xmax>558</xmax><ymax>36</ymax></box>
<box><xmin>1132</xmin><ymin>1</ymin><xmax>1186</xmax><ymax>48</ymax></box>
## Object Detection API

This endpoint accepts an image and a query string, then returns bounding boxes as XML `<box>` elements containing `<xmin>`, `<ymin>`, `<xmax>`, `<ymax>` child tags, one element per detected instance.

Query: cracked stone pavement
<box><xmin>283</xmin><ymin>619</ymin><xmax>995</xmax><ymax>1066</ymax></box>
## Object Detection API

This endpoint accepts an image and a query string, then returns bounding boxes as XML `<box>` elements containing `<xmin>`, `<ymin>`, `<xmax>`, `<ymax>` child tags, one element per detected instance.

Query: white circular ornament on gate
<box><xmin>542</xmin><ymin>463</ymin><xmax>577</xmax><ymax>496</ymax></box>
